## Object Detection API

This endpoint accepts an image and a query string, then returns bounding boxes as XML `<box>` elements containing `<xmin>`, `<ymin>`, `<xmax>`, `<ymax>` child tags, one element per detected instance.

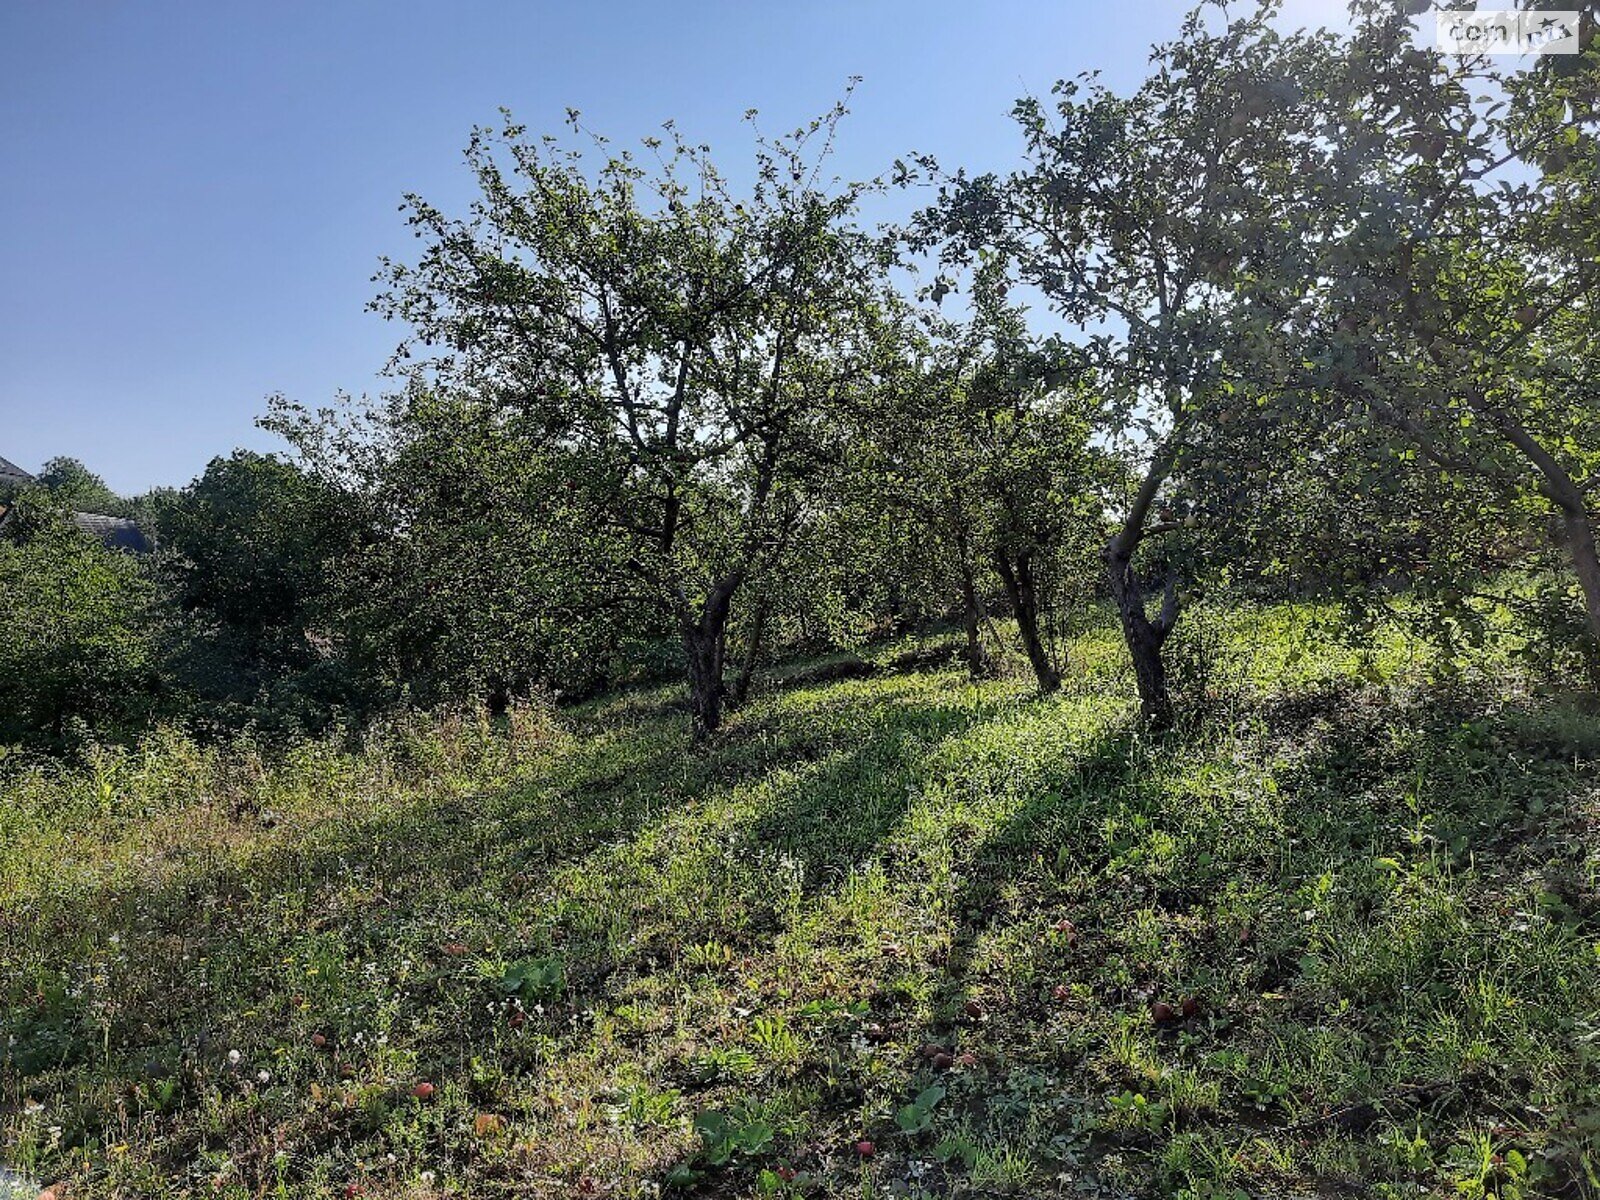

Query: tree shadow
<box><xmin>0</xmin><ymin>670</ymin><xmax>1024</xmax><ymax>1186</ymax></box>
<box><xmin>887</xmin><ymin>678</ymin><xmax>1600</xmax><ymax>1191</ymax></box>
<box><xmin>727</xmin><ymin>683</ymin><xmax>1007</xmax><ymax>898</ymax></box>
<box><xmin>925</xmin><ymin>678</ymin><xmax>1600</xmax><ymax>1006</ymax></box>
<box><xmin>11</xmin><ymin>671</ymin><xmax>1597</xmax><ymax>1196</ymax></box>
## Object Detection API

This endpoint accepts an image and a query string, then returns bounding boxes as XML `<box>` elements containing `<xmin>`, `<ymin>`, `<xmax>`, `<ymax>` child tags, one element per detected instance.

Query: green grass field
<box><xmin>3</xmin><ymin>606</ymin><xmax>1599</xmax><ymax>1198</ymax></box>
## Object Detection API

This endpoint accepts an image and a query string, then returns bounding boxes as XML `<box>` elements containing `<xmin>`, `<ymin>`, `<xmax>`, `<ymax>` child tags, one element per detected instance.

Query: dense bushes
<box><xmin>151</xmin><ymin>450</ymin><xmax>368</xmax><ymax>733</ymax></box>
<box><xmin>0</xmin><ymin>517</ymin><xmax>161</xmax><ymax>747</ymax></box>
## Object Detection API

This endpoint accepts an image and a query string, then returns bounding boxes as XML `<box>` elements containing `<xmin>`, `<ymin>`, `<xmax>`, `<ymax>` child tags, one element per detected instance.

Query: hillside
<box><xmin>3</xmin><ymin>608</ymin><xmax>1599</xmax><ymax>1199</ymax></box>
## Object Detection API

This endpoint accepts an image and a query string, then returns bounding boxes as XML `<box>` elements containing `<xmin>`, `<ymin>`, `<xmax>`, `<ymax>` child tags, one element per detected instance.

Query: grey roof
<box><xmin>0</xmin><ymin>454</ymin><xmax>34</xmax><ymax>485</ymax></box>
<box><xmin>73</xmin><ymin>511</ymin><xmax>154</xmax><ymax>554</ymax></box>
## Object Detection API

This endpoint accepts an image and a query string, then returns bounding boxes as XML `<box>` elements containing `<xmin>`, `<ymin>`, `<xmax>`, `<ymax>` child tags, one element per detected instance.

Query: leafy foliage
<box><xmin>34</xmin><ymin>456</ymin><xmax>129</xmax><ymax>517</ymax></box>
<box><xmin>154</xmin><ymin>450</ymin><xmax>364</xmax><ymax>731</ymax></box>
<box><xmin>0</xmin><ymin>516</ymin><xmax>159</xmax><ymax>746</ymax></box>
<box><xmin>362</xmin><ymin>98</ymin><xmax>899</xmax><ymax>736</ymax></box>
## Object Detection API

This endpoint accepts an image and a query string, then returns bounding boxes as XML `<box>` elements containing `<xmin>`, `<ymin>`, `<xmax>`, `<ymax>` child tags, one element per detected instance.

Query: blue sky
<box><xmin>0</xmin><ymin>0</ymin><xmax>1351</xmax><ymax>494</ymax></box>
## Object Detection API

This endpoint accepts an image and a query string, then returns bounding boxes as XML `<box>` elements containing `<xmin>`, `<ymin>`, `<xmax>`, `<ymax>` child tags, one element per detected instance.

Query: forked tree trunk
<box><xmin>995</xmin><ymin>546</ymin><xmax>1059</xmax><ymax>694</ymax></box>
<box><xmin>682</xmin><ymin>577</ymin><xmax>739</xmax><ymax>741</ymax></box>
<box><xmin>1105</xmin><ymin>539</ymin><xmax>1178</xmax><ymax>728</ymax></box>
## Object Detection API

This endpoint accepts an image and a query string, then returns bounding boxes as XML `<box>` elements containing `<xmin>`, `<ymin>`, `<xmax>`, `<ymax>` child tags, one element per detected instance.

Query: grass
<box><xmin>3</xmin><ymin>603</ymin><xmax>1599</xmax><ymax>1198</ymax></box>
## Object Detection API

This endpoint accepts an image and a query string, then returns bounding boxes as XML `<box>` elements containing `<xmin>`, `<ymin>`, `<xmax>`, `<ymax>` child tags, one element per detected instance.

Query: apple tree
<box><xmin>1274</xmin><ymin>3</ymin><xmax>1600</xmax><ymax>669</ymax></box>
<box><xmin>370</xmin><ymin>103</ymin><xmax>896</xmax><ymax>738</ymax></box>
<box><xmin>908</xmin><ymin>4</ymin><xmax>1334</xmax><ymax>723</ymax></box>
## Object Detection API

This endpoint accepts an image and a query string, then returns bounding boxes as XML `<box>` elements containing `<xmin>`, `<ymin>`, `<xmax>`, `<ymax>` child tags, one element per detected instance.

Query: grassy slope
<box><xmin>2</xmin><ymin>607</ymin><xmax>1599</xmax><ymax>1199</ymax></box>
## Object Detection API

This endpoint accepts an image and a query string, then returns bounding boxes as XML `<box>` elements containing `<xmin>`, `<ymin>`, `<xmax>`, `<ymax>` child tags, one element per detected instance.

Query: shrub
<box><xmin>0</xmin><ymin>519</ymin><xmax>161</xmax><ymax>746</ymax></box>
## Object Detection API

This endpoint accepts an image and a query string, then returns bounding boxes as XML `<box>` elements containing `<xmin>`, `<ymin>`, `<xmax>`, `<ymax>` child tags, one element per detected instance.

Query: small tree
<box><xmin>865</xmin><ymin>264</ymin><xmax>1108</xmax><ymax>692</ymax></box>
<box><xmin>857</xmin><ymin>329</ymin><xmax>1003</xmax><ymax>679</ymax></box>
<box><xmin>963</xmin><ymin>269</ymin><xmax>1111</xmax><ymax>693</ymax></box>
<box><xmin>36</xmin><ymin>456</ymin><xmax>129</xmax><ymax>516</ymax></box>
<box><xmin>269</xmin><ymin>385</ymin><xmax>651</xmax><ymax>709</ymax></box>
<box><xmin>372</xmin><ymin>102</ymin><xmax>894</xmax><ymax>738</ymax></box>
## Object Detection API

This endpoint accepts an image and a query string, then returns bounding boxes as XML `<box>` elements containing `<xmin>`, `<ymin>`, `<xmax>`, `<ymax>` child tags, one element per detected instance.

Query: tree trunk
<box><xmin>958</xmin><ymin>562</ymin><xmax>990</xmax><ymax>680</ymax></box>
<box><xmin>682</xmin><ymin>623</ymin><xmax>726</xmax><ymax>741</ymax></box>
<box><xmin>1104</xmin><ymin>539</ymin><xmax>1177</xmax><ymax>728</ymax></box>
<box><xmin>995</xmin><ymin>547</ymin><xmax>1059</xmax><ymax>694</ymax></box>
<box><xmin>728</xmin><ymin>595</ymin><xmax>768</xmax><ymax>709</ymax></box>
<box><xmin>1563</xmin><ymin>508</ymin><xmax>1600</xmax><ymax>647</ymax></box>
<box><xmin>682</xmin><ymin>577</ymin><xmax>739</xmax><ymax>741</ymax></box>
<box><xmin>1454</xmin><ymin>392</ymin><xmax>1600</xmax><ymax>662</ymax></box>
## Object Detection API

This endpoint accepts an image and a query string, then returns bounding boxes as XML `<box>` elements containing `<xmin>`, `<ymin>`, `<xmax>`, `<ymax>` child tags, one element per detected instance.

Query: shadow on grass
<box><xmin>887</xmin><ymin>678</ymin><xmax>1600</xmax><ymax>1192</ymax></box>
<box><xmin>727</xmin><ymin>683</ymin><xmax>999</xmax><ymax>898</ymax></box>
<box><xmin>926</xmin><ymin>678</ymin><xmax>1600</xmax><ymax>1004</ymax></box>
<box><xmin>9</xmin><ymin>671</ymin><xmax>1598</xmax><ymax>1196</ymax></box>
<box><xmin>0</xmin><ymin>671</ymin><xmax>1026</xmax><ymax>1185</ymax></box>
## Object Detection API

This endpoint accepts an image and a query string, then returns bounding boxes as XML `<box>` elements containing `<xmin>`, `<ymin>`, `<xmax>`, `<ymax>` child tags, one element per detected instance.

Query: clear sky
<box><xmin>0</xmin><ymin>0</ymin><xmax>1352</xmax><ymax>495</ymax></box>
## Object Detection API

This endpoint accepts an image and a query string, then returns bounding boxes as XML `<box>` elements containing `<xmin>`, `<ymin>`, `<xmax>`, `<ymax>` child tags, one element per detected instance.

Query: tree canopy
<box><xmin>12</xmin><ymin>0</ymin><xmax>1600</xmax><ymax>745</ymax></box>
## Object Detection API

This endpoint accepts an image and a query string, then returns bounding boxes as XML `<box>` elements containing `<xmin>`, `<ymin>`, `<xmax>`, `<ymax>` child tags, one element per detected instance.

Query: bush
<box><xmin>153</xmin><ymin>450</ymin><xmax>368</xmax><ymax>734</ymax></box>
<box><xmin>1511</xmin><ymin>571</ymin><xmax>1600</xmax><ymax>690</ymax></box>
<box><xmin>0</xmin><ymin>519</ymin><xmax>161</xmax><ymax>747</ymax></box>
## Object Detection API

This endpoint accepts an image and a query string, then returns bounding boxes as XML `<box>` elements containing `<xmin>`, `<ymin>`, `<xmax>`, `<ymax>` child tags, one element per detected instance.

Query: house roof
<box><xmin>73</xmin><ymin>511</ymin><xmax>154</xmax><ymax>554</ymax></box>
<box><xmin>0</xmin><ymin>457</ymin><xmax>153</xmax><ymax>552</ymax></box>
<box><xmin>0</xmin><ymin>454</ymin><xmax>35</xmax><ymax>486</ymax></box>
